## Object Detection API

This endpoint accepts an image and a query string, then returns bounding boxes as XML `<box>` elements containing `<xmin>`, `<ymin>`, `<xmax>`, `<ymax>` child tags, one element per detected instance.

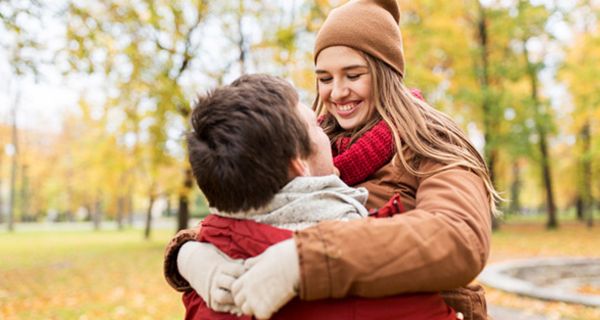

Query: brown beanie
<box><xmin>314</xmin><ymin>0</ymin><xmax>405</xmax><ymax>78</ymax></box>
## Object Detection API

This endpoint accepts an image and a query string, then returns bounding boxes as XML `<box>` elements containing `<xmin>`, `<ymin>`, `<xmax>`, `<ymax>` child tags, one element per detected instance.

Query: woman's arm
<box><xmin>296</xmin><ymin>166</ymin><xmax>491</xmax><ymax>300</ymax></box>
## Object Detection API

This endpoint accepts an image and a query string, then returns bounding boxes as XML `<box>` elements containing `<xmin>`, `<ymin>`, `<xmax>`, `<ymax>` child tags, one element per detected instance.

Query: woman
<box><xmin>166</xmin><ymin>0</ymin><xmax>497</xmax><ymax>319</ymax></box>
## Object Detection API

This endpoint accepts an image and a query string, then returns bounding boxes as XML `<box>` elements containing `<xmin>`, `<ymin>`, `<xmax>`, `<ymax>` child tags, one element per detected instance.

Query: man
<box><xmin>172</xmin><ymin>74</ymin><xmax>455</xmax><ymax>320</ymax></box>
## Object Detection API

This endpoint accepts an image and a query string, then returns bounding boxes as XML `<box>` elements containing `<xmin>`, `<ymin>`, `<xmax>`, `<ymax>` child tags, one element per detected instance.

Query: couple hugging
<box><xmin>164</xmin><ymin>0</ymin><xmax>497</xmax><ymax>319</ymax></box>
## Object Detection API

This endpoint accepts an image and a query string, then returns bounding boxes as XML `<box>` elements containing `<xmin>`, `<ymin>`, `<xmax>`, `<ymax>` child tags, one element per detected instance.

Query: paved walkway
<box><xmin>480</xmin><ymin>257</ymin><xmax>600</xmax><ymax>319</ymax></box>
<box><xmin>480</xmin><ymin>257</ymin><xmax>600</xmax><ymax>308</ymax></box>
<box><xmin>488</xmin><ymin>304</ymin><xmax>557</xmax><ymax>320</ymax></box>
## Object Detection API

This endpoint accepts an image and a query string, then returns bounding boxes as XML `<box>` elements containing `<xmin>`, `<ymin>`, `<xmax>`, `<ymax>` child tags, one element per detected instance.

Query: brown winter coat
<box><xmin>295</xmin><ymin>156</ymin><xmax>491</xmax><ymax>319</ymax></box>
<box><xmin>163</xmin><ymin>157</ymin><xmax>491</xmax><ymax>319</ymax></box>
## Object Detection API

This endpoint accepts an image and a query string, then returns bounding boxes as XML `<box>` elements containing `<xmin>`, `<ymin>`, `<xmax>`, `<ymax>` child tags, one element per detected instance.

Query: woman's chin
<box><xmin>334</xmin><ymin>115</ymin><xmax>369</xmax><ymax>131</ymax></box>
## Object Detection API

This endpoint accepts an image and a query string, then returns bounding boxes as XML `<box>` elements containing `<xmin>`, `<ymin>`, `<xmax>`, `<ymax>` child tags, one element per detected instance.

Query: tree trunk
<box><xmin>65</xmin><ymin>209</ymin><xmax>74</xmax><ymax>222</ymax></box>
<box><xmin>177</xmin><ymin>167</ymin><xmax>193</xmax><ymax>231</ymax></box>
<box><xmin>597</xmin><ymin>200</ymin><xmax>600</xmax><ymax>225</ymax></box>
<box><xmin>20</xmin><ymin>164</ymin><xmax>29</xmax><ymax>221</ymax></box>
<box><xmin>574</xmin><ymin>149</ymin><xmax>584</xmax><ymax>222</ymax></box>
<box><xmin>65</xmin><ymin>166</ymin><xmax>75</xmax><ymax>222</ymax></box>
<box><xmin>116</xmin><ymin>196</ymin><xmax>125</xmax><ymax>230</ymax></box>
<box><xmin>237</xmin><ymin>0</ymin><xmax>247</xmax><ymax>75</ymax></box>
<box><xmin>509</xmin><ymin>162</ymin><xmax>521</xmax><ymax>215</ymax></box>
<box><xmin>523</xmin><ymin>42</ymin><xmax>557</xmax><ymax>229</ymax></box>
<box><xmin>166</xmin><ymin>195</ymin><xmax>172</xmax><ymax>217</ymax></box>
<box><xmin>115</xmin><ymin>173</ymin><xmax>127</xmax><ymax>230</ymax></box>
<box><xmin>8</xmin><ymin>92</ymin><xmax>20</xmax><ymax>232</ymax></box>
<box><xmin>144</xmin><ymin>193</ymin><xmax>155</xmax><ymax>239</ymax></box>
<box><xmin>0</xmin><ymin>152</ymin><xmax>4</xmax><ymax>224</ymax></box>
<box><xmin>475</xmin><ymin>1</ymin><xmax>500</xmax><ymax>230</ymax></box>
<box><xmin>92</xmin><ymin>195</ymin><xmax>102</xmax><ymax>231</ymax></box>
<box><xmin>127</xmin><ymin>192</ymin><xmax>134</xmax><ymax>227</ymax></box>
<box><xmin>539</xmin><ymin>134</ymin><xmax>557</xmax><ymax>229</ymax></box>
<box><xmin>535</xmin><ymin>96</ymin><xmax>557</xmax><ymax>229</ymax></box>
<box><xmin>575</xmin><ymin>196</ymin><xmax>584</xmax><ymax>221</ymax></box>
<box><xmin>581</xmin><ymin>123</ymin><xmax>593</xmax><ymax>227</ymax></box>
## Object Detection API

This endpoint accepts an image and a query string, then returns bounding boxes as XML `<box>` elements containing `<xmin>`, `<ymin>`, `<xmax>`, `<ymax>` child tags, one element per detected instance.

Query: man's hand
<box><xmin>177</xmin><ymin>242</ymin><xmax>245</xmax><ymax>314</ymax></box>
<box><xmin>231</xmin><ymin>239</ymin><xmax>300</xmax><ymax>319</ymax></box>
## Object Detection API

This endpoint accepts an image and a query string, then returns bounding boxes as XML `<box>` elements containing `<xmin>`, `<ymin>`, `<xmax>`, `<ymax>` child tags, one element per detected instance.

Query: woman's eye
<box><xmin>347</xmin><ymin>74</ymin><xmax>361</xmax><ymax>80</ymax></box>
<box><xmin>318</xmin><ymin>77</ymin><xmax>332</xmax><ymax>83</ymax></box>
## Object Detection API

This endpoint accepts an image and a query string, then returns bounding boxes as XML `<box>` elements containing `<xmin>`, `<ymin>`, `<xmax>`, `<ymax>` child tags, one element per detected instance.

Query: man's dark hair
<box><xmin>188</xmin><ymin>74</ymin><xmax>313</xmax><ymax>212</ymax></box>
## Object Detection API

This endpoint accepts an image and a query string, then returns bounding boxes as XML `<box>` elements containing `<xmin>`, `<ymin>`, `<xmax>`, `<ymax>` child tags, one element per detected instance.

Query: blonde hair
<box><xmin>315</xmin><ymin>52</ymin><xmax>501</xmax><ymax>215</ymax></box>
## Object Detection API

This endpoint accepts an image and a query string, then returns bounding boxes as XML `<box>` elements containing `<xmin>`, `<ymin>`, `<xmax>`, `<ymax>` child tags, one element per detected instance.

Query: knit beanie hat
<box><xmin>314</xmin><ymin>0</ymin><xmax>405</xmax><ymax>78</ymax></box>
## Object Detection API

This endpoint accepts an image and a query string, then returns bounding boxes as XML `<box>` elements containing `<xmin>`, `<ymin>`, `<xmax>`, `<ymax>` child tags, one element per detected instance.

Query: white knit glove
<box><xmin>231</xmin><ymin>239</ymin><xmax>300</xmax><ymax>319</ymax></box>
<box><xmin>177</xmin><ymin>241</ymin><xmax>245</xmax><ymax>314</ymax></box>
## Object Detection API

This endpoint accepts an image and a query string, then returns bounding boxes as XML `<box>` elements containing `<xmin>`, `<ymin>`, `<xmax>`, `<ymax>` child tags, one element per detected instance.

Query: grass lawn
<box><xmin>0</xmin><ymin>228</ymin><xmax>184</xmax><ymax>320</ymax></box>
<box><xmin>0</xmin><ymin>222</ymin><xmax>599</xmax><ymax>319</ymax></box>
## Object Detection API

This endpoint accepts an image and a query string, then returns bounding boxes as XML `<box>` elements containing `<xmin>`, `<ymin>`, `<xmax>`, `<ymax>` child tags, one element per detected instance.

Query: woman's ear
<box><xmin>289</xmin><ymin>157</ymin><xmax>309</xmax><ymax>178</ymax></box>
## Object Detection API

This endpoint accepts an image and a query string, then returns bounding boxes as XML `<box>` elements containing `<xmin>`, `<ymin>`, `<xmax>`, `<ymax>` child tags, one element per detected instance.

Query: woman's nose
<box><xmin>330</xmin><ymin>80</ymin><xmax>349</xmax><ymax>101</ymax></box>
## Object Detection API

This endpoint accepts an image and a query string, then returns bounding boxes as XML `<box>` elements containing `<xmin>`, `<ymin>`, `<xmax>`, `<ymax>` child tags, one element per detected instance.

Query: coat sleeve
<box><xmin>163</xmin><ymin>227</ymin><xmax>200</xmax><ymax>292</ymax></box>
<box><xmin>294</xmin><ymin>166</ymin><xmax>492</xmax><ymax>300</ymax></box>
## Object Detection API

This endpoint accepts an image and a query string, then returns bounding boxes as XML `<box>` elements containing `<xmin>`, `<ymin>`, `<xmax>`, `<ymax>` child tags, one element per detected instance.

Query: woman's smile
<box><xmin>332</xmin><ymin>100</ymin><xmax>364</xmax><ymax>117</ymax></box>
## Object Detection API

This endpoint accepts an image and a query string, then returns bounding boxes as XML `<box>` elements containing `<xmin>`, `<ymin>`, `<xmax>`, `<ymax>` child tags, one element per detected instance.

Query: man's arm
<box><xmin>164</xmin><ymin>228</ymin><xmax>199</xmax><ymax>292</ymax></box>
<box><xmin>164</xmin><ymin>226</ymin><xmax>245</xmax><ymax>314</ymax></box>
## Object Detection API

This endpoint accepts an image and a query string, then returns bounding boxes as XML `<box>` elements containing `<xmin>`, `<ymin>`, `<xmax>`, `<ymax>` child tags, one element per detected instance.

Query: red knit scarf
<box><xmin>328</xmin><ymin>88</ymin><xmax>425</xmax><ymax>186</ymax></box>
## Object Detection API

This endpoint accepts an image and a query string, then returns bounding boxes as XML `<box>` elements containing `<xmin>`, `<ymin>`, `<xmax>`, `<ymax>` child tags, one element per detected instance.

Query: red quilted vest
<box><xmin>182</xmin><ymin>214</ymin><xmax>456</xmax><ymax>320</ymax></box>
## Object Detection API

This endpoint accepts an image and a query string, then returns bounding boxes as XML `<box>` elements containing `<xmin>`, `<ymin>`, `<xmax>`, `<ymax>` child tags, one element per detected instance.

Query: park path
<box><xmin>488</xmin><ymin>304</ymin><xmax>560</xmax><ymax>320</ymax></box>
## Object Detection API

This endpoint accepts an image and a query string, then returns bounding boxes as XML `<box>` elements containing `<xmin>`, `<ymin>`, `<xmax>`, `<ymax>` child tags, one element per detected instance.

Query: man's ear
<box><xmin>289</xmin><ymin>157</ymin><xmax>309</xmax><ymax>177</ymax></box>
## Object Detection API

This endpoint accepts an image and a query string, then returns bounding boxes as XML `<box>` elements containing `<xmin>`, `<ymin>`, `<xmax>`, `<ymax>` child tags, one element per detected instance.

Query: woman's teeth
<box><xmin>338</xmin><ymin>103</ymin><xmax>356</xmax><ymax>111</ymax></box>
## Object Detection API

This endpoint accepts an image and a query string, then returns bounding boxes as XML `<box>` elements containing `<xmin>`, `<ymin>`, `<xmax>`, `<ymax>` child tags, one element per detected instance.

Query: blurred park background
<box><xmin>0</xmin><ymin>0</ymin><xmax>599</xmax><ymax>319</ymax></box>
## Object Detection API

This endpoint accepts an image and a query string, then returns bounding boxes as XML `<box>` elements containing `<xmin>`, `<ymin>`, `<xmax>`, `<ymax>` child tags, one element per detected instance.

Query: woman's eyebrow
<box><xmin>342</xmin><ymin>65</ymin><xmax>368</xmax><ymax>70</ymax></box>
<box><xmin>315</xmin><ymin>65</ymin><xmax>368</xmax><ymax>73</ymax></box>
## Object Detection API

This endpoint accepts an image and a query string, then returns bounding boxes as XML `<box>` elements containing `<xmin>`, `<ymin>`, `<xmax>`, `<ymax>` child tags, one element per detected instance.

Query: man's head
<box><xmin>188</xmin><ymin>74</ymin><xmax>334</xmax><ymax>213</ymax></box>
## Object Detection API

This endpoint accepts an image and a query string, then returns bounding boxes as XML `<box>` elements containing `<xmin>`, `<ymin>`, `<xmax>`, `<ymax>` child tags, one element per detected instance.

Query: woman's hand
<box><xmin>232</xmin><ymin>239</ymin><xmax>300</xmax><ymax>319</ymax></box>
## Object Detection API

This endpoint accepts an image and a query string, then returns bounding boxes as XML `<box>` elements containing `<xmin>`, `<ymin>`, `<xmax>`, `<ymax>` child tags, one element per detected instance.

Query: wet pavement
<box><xmin>480</xmin><ymin>257</ymin><xmax>600</xmax><ymax>308</ymax></box>
<box><xmin>488</xmin><ymin>304</ymin><xmax>559</xmax><ymax>320</ymax></box>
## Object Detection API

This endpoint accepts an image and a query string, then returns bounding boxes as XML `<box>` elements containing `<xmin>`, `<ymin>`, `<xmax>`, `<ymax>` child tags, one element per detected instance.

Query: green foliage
<box><xmin>558</xmin><ymin>4</ymin><xmax>600</xmax><ymax>219</ymax></box>
<box><xmin>0</xmin><ymin>0</ymin><xmax>44</xmax><ymax>76</ymax></box>
<box><xmin>62</xmin><ymin>1</ymin><xmax>209</xmax><ymax>222</ymax></box>
<box><xmin>1</xmin><ymin>0</ymin><xmax>599</xmax><ymax>225</ymax></box>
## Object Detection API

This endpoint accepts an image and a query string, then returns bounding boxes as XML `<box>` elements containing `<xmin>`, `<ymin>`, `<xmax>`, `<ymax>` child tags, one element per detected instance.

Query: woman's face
<box><xmin>315</xmin><ymin>46</ymin><xmax>374</xmax><ymax>131</ymax></box>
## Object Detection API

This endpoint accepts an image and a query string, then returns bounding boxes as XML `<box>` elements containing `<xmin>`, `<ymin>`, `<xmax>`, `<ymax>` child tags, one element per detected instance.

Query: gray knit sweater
<box><xmin>214</xmin><ymin>175</ymin><xmax>369</xmax><ymax>230</ymax></box>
